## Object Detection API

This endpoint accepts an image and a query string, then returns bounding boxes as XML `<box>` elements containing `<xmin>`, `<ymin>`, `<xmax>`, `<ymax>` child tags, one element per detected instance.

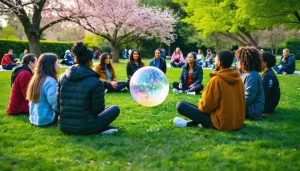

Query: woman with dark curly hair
<box><xmin>236</xmin><ymin>47</ymin><xmax>264</xmax><ymax>120</ymax></box>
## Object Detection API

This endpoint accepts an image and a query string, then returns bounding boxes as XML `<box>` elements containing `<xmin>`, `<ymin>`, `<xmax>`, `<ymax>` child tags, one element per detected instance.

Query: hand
<box><xmin>111</xmin><ymin>81</ymin><xmax>118</xmax><ymax>89</ymax></box>
<box><xmin>179</xmin><ymin>83</ymin><xmax>183</xmax><ymax>89</ymax></box>
<box><xmin>189</xmin><ymin>84</ymin><xmax>194</xmax><ymax>88</ymax></box>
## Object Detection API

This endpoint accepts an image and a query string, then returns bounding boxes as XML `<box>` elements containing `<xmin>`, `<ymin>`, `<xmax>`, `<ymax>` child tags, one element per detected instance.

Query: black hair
<box><xmin>261</xmin><ymin>51</ymin><xmax>276</xmax><ymax>68</ymax></box>
<box><xmin>216</xmin><ymin>51</ymin><xmax>234</xmax><ymax>68</ymax></box>
<box><xmin>21</xmin><ymin>53</ymin><xmax>36</xmax><ymax>65</ymax></box>
<box><xmin>71</xmin><ymin>41</ymin><xmax>93</xmax><ymax>65</ymax></box>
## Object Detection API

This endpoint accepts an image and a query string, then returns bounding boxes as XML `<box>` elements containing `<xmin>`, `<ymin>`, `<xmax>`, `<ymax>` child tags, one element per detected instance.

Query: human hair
<box><xmin>99</xmin><ymin>52</ymin><xmax>114</xmax><ymax>71</ymax></box>
<box><xmin>71</xmin><ymin>41</ymin><xmax>93</xmax><ymax>65</ymax></box>
<box><xmin>186</xmin><ymin>52</ymin><xmax>197</xmax><ymax>69</ymax></box>
<box><xmin>283</xmin><ymin>48</ymin><xmax>289</xmax><ymax>53</ymax></box>
<box><xmin>21</xmin><ymin>53</ymin><xmax>36</xmax><ymax>65</ymax></box>
<box><xmin>216</xmin><ymin>51</ymin><xmax>234</xmax><ymax>68</ymax></box>
<box><xmin>236</xmin><ymin>47</ymin><xmax>262</xmax><ymax>72</ymax></box>
<box><xmin>26</xmin><ymin>53</ymin><xmax>58</xmax><ymax>103</ymax></box>
<box><xmin>129</xmin><ymin>49</ymin><xmax>145</xmax><ymax>67</ymax></box>
<box><xmin>155</xmin><ymin>49</ymin><xmax>162</xmax><ymax>54</ymax></box>
<box><xmin>261</xmin><ymin>51</ymin><xmax>276</xmax><ymax>68</ymax></box>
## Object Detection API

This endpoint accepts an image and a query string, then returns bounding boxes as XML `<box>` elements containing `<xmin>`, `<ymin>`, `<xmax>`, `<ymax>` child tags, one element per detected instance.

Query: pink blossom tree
<box><xmin>0</xmin><ymin>0</ymin><xmax>75</xmax><ymax>56</ymax></box>
<box><xmin>51</xmin><ymin>0</ymin><xmax>176</xmax><ymax>62</ymax></box>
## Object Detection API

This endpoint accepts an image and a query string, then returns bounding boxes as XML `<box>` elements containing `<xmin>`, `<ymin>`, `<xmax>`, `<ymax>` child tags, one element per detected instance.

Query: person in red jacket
<box><xmin>1</xmin><ymin>49</ymin><xmax>18</xmax><ymax>70</ymax></box>
<box><xmin>7</xmin><ymin>54</ymin><xmax>37</xmax><ymax>115</ymax></box>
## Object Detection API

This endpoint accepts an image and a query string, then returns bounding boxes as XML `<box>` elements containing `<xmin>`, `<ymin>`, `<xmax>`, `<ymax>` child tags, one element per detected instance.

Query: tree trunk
<box><xmin>28</xmin><ymin>34</ymin><xmax>41</xmax><ymax>57</ymax></box>
<box><xmin>110</xmin><ymin>42</ymin><xmax>120</xmax><ymax>63</ymax></box>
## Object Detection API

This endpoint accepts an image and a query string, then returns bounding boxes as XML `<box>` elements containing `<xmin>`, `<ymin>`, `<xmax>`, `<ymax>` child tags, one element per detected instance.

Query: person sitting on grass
<box><xmin>170</xmin><ymin>47</ymin><xmax>184</xmax><ymax>68</ymax></box>
<box><xmin>26</xmin><ymin>53</ymin><xmax>60</xmax><ymax>126</ymax></box>
<box><xmin>236</xmin><ymin>47</ymin><xmax>264</xmax><ymax>120</ymax></box>
<box><xmin>7</xmin><ymin>54</ymin><xmax>37</xmax><ymax>115</ymax></box>
<box><xmin>126</xmin><ymin>49</ymin><xmax>145</xmax><ymax>81</ymax></box>
<box><xmin>58</xmin><ymin>42</ymin><xmax>120</xmax><ymax>134</ymax></box>
<box><xmin>172</xmin><ymin>52</ymin><xmax>204</xmax><ymax>94</ymax></box>
<box><xmin>173</xmin><ymin>51</ymin><xmax>246</xmax><ymax>130</ymax></box>
<box><xmin>273</xmin><ymin>48</ymin><xmax>295</xmax><ymax>74</ymax></box>
<box><xmin>1</xmin><ymin>49</ymin><xmax>18</xmax><ymax>70</ymax></box>
<box><xmin>149</xmin><ymin>49</ymin><xmax>167</xmax><ymax>74</ymax></box>
<box><xmin>95</xmin><ymin>52</ymin><xmax>128</xmax><ymax>92</ymax></box>
<box><xmin>60</xmin><ymin>50</ymin><xmax>74</xmax><ymax>66</ymax></box>
<box><xmin>261</xmin><ymin>51</ymin><xmax>280</xmax><ymax>115</ymax></box>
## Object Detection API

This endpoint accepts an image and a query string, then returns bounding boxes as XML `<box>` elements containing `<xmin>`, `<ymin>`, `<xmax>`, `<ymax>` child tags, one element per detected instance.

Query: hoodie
<box><xmin>198</xmin><ymin>69</ymin><xmax>246</xmax><ymax>130</ymax></box>
<box><xmin>57</xmin><ymin>65</ymin><xmax>105</xmax><ymax>134</ymax></box>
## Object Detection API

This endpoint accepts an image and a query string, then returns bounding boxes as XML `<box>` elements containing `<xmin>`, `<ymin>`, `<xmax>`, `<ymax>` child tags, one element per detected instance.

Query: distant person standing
<box><xmin>19</xmin><ymin>49</ymin><xmax>28</xmax><ymax>61</ymax></box>
<box><xmin>273</xmin><ymin>48</ymin><xmax>295</xmax><ymax>74</ymax></box>
<box><xmin>1</xmin><ymin>49</ymin><xmax>18</xmax><ymax>70</ymax></box>
<box><xmin>149</xmin><ymin>49</ymin><xmax>167</xmax><ymax>73</ymax></box>
<box><xmin>170</xmin><ymin>47</ymin><xmax>184</xmax><ymax>68</ymax></box>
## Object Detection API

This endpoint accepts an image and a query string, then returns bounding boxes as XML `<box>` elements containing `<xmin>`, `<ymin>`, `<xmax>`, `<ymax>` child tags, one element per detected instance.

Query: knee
<box><xmin>176</xmin><ymin>101</ymin><xmax>186</xmax><ymax>111</ymax></box>
<box><xmin>110</xmin><ymin>105</ymin><xmax>120</xmax><ymax>116</ymax></box>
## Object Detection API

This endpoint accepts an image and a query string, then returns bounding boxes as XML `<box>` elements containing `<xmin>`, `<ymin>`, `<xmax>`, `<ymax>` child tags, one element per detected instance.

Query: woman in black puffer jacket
<box><xmin>57</xmin><ymin>41</ymin><xmax>120</xmax><ymax>135</ymax></box>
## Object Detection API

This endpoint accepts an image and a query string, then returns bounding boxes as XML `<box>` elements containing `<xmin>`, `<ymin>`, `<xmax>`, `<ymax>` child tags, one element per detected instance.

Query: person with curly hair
<box><xmin>236</xmin><ymin>47</ymin><xmax>264</xmax><ymax>120</ymax></box>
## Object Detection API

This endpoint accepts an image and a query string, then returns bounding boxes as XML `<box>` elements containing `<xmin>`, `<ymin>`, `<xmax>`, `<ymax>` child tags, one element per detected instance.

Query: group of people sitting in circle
<box><xmin>4</xmin><ymin>40</ymin><xmax>295</xmax><ymax>134</ymax></box>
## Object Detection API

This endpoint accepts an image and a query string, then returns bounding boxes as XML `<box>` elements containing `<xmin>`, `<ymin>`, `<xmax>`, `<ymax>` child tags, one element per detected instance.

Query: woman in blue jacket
<box><xmin>27</xmin><ymin>53</ymin><xmax>60</xmax><ymax>126</ymax></box>
<box><xmin>173</xmin><ymin>52</ymin><xmax>204</xmax><ymax>93</ymax></box>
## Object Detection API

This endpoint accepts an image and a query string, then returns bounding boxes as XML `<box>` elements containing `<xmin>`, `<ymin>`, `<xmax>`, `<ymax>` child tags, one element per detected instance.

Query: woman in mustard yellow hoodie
<box><xmin>174</xmin><ymin>51</ymin><xmax>246</xmax><ymax>131</ymax></box>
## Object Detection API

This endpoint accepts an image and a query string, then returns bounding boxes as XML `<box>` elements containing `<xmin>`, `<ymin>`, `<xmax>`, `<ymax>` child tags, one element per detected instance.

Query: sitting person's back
<box><xmin>236</xmin><ymin>47</ymin><xmax>265</xmax><ymax>120</ymax></box>
<box><xmin>261</xmin><ymin>52</ymin><xmax>280</xmax><ymax>114</ymax></box>
<box><xmin>58</xmin><ymin>42</ymin><xmax>120</xmax><ymax>135</ymax></box>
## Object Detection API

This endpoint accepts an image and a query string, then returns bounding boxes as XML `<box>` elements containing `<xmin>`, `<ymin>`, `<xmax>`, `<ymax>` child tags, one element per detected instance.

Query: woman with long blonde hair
<box><xmin>26</xmin><ymin>53</ymin><xmax>60</xmax><ymax>126</ymax></box>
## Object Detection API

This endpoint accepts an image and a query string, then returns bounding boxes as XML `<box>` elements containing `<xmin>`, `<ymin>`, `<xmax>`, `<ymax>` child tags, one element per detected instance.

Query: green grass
<box><xmin>0</xmin><ymin>59</ymin><xmax>300</xmax><ymax>170</ymax></box>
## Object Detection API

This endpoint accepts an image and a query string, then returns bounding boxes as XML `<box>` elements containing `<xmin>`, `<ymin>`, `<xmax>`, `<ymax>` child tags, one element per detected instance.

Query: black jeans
<box><xmin>173</xmin><ymin>82</ymin><xmax>204</xmax><ymax>92</ymax></box>
<box><xmin>96</xmin><ymin>105</ymin><xmax>120</xmax><ymax>132</ymax></box>
<box><xmin>3</xmin><ymin>64</ymin><xmax>18</xmax><ymax>70</ymax></box>
<box><xmin>104</xmin><ymin>81</ymin><xmax>128</xmax><ymax>92</ymax></box>
<box><xmin>176</xmin><ymin>101</ymin><xmax>213</xmax><ymax>128</ymax></box>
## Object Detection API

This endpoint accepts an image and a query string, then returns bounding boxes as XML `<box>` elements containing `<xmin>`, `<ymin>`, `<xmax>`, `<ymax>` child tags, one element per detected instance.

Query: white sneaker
<box><xmin>173</xmin><ymin>88</ymin><xmax>179</xmax><ymax>94</ymax></box>
<box><xmin>101</xmin><ymin>128</ymin><xmax>118</xmax><ymax>134</ymax></box>
<box><xmin>173</xmin><ymin>117</ymin><xmax>188</xmax><ymax>127</ymax></box>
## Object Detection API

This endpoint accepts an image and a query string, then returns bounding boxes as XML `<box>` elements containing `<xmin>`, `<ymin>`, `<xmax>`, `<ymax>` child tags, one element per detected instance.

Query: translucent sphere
<box><xmin>130</xmin><ymin>66</ymin><xmax>169</xmax><ymax>107</ymax></box>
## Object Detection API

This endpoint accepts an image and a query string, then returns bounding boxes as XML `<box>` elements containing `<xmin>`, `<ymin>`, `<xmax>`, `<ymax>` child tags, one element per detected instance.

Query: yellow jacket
<box><xmin>198</xmin><ymin>69</ymin><xmax>246</xmax><ymax>130</ymax></box>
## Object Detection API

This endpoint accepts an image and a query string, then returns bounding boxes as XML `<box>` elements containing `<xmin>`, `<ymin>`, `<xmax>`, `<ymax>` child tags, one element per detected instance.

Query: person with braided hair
<box><xmin>236</xmin><ymin>47</ymin><xmax>264</xmax><ymax>120</ymax></box>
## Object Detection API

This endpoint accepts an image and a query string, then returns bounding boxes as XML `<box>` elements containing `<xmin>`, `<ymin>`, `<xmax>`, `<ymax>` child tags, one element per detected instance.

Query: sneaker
<box><xmin>173</xmin><ymin>88</ymin><xmax>180</xmax><ymax>94</ymax></box>
<box><xmin>101</xmin><ymin>127</ymin><xmax>118</xmax><ymax>134</ymax></box>
<box><xmin>173</xmin><ymin>117</ymin><xmax>188</xmax><ymax>127</ymax></box>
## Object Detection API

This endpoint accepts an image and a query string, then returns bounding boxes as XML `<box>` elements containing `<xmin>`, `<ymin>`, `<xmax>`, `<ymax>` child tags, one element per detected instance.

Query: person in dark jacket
<box><xmin>173</xmin><ymin>52</ymin><xmax>204</xmax><ymax>93</ymax></box>
<box><xmin>7</xmin><ymin>54</ymin><xmax>37</xmax><ymax>115</ymax></box>
<box><xmin>94</xmin><ymin>52</ymin><xmax>128</xmax><ymax>92</ymax></box>
<box><xmin>149</xmin><ymin>49</ymin><xmax>167</xmax><ymax>74</ymax></box>
<box><xmin>236</xmin><ymin>47</ymin><xmax>264</xmax><ymax>120</ymax></box>
<box><xmin>57</xmin><ymin>41</ymin><xmax>120</xmax><ymax>135</ymax></box>
<box><xmin>261</xmin><ymin>52</ymin><xmax>280</xmax><ymax>114</ymax></box>
<box><xmin>273</xmin><ymin>48</ymin><xmax>295</xmax><ymax>74</ymax></box>
<box><xmin>126</xmin><ymin>49</ymin><xmax>145</xmax><ymax>81</ymax></box>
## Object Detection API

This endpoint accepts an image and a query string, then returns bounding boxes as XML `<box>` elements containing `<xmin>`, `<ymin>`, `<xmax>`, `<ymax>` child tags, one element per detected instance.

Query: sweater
<box><xmin>29</xmin><ymin>76</ymin><xmax>58</xmax><ymax>126</ymax></box>
<box><xmin>198</xmin><ymin>69</ymin><xmax>246</xmax><ymax>130</ymax></box>
<box><xmin>7</xmin><ymin>69</ymin><xmax>32</xmax><ymax>114</ymax></box>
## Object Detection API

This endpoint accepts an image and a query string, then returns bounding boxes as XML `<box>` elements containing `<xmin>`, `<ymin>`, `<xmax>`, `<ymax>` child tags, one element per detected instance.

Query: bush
<box><xmin>0</xmin><ymin>39</ymin><xmax>74</xmax><ymax>60</ymax></box>
<box><xmin>281</xmin><ymin>38</ymin><xmax>300</xmax><ymax>60</ymax></box>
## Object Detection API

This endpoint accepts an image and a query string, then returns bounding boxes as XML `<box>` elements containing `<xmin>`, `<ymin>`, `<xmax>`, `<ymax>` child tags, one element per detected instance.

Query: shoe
<box><xmin>173</xmin><ymin>88</ymin><xmax>180</xmax><ymax>94</ymax></box>
<box><xmin>173</xmin><ymin>117</ymin><xmax>188</xmax><ymax>127</ymax></box>
<box><xmin>186</xmin><ymin>91</ymin><xmax>196</xmax><ymax>96</ymax></box>
<box><xmin>101</xmin><ymin>126</ymin><xmax>118</xmax><ymax>134</ymax></box>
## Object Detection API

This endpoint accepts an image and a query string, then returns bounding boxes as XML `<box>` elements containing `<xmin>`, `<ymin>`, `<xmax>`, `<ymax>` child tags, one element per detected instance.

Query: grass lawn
<box><xmin>0</xmin><ymin>59</ymin><xmax>300</xmax><ymax>170</ymax></box>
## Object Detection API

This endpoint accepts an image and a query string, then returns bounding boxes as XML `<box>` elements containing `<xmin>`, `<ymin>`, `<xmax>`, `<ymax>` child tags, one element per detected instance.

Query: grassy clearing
<box><xmin>0</xmin><ymin>59</ymin><xmax>299</xmax><ymax>170</ymax></box>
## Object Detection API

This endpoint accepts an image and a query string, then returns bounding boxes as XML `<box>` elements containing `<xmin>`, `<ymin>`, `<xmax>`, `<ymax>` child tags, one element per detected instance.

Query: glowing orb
<box><xmin>130</xmin><ymin>66</ymin><xmax>169</xmax><ymax>107</ymax></box>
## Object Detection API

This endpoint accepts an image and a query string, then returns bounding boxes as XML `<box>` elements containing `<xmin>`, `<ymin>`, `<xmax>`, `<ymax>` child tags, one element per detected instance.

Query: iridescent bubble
<box><xmin>130</xmin><ymin>66</ymin><xmax>169</xmax><ymax>107</ymax></box>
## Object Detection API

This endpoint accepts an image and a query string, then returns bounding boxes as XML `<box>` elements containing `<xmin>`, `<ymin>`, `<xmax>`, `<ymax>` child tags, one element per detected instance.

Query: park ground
<box><xmin>0</xmin><ymin>59</ymin><xmax>299</xmax><ymax>170</ymax></box>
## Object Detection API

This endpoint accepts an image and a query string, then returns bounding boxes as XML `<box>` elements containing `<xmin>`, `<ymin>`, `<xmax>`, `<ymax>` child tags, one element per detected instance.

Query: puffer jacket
<box><xmin>179</xmin><ymin>64</ymin><xmax>203</xmax><ymax>86</ymax></box>
<box><xmin>57</xmin><ymin>65</ymin><xmax>105</xmax><ymax>134</ymax></box>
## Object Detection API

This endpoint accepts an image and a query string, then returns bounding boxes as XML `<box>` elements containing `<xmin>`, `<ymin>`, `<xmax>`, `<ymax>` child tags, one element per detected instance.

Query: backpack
<box><xmin>11</xmin><ymin>65</ymin><xmax>32</xmax><ymax>87</ymax></box>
